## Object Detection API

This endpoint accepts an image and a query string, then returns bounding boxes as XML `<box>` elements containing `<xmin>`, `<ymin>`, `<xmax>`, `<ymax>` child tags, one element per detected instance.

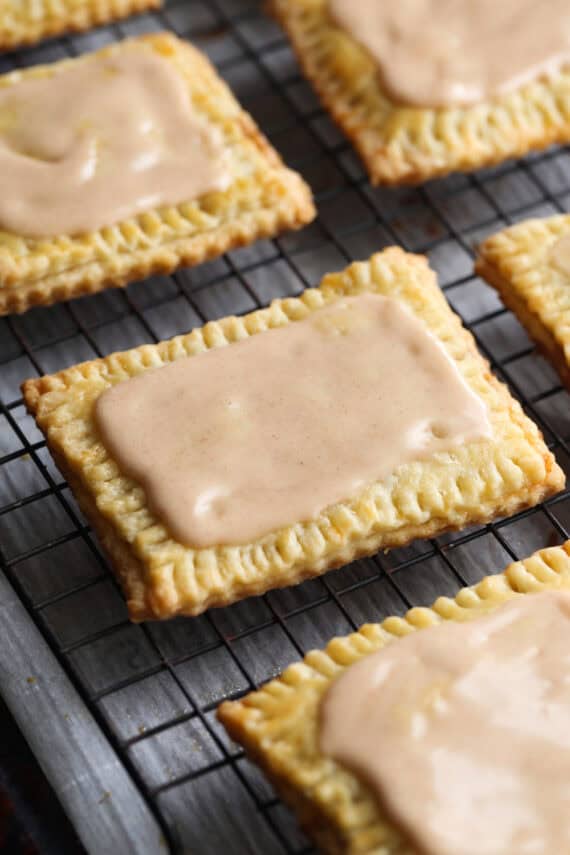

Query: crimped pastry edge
<box><xmin>0</xmin><ymin>183</ymin><xmax>314</xmax><ymax>315</ymax></box>
<box><xmin>476</xmin><ymin>214</ymin><xmax>570</xmax><ymax>392</ymax></box>
<box><xmin>218</xmin><ymin>541</ymin><xmax>570</xmax><ymax>854</ymax></box>
<box><xmin>0</xmin><ymin>32</ymin><xmax>315</xmax><ymax>314</ymax></box>
<box><xmin>0</xmin><ymin>0</ymin><xmax>161</xmax><ymax>51</ymax></box>
<box><xmin>22</xmin><ymin>248</ymin><xmax>564</xmax><ymax>620</ymax></box>
<box><xmin>268</xmin><ymin>0</ymin><xmax>570</xmax><ymax>185</ymax></box>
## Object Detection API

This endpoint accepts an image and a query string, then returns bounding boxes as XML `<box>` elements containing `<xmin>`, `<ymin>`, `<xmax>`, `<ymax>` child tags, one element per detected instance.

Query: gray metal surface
<box><xmin>0</xmin><ymin>570</ymin><xmax>164</xmax><ymax>855</ymax></box>
<box><xmin>1</xmin><ymin>1</ymin><xmax>570</xmax><ymax>853</ymax></box>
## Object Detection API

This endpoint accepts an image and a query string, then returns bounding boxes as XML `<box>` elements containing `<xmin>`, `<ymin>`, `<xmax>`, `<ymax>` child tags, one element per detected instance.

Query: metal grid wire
<box><xmin>1</xmin><ymin>1</ymin><xmax>570</xmax><ymax>852</ymax></box>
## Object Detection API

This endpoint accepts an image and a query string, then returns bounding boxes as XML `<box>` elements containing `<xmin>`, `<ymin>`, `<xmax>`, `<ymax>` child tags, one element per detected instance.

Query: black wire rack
<box><xmin>1</xmin><ymin>1</ymin><xmax>570</xmax><ymax>852</ymax></box>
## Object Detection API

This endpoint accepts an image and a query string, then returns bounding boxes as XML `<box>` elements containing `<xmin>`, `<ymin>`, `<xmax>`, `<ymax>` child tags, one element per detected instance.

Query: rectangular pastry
<box><xmin>476</xmin><ymin>214</ymin><xmax>570</xmax><ymax>390</ymax></box>
<box><xmin>268</xmin><ymin>0</ymin><xmax>570</xmax><ymax>184</ymax></box>
<box><xmin>0</xmin><ymin>0</ymin><xmax>161</xmax><ymax>51</ymax></box>
<box><xmin>218</xmin><ymin>541</ymin><xmax>570</xmax><ymax>854</ymax></box>
<box><xmin>0</xmin><ymin>33</ymin><xmax>315</xmax><ymax>316</ymax></box>
<box><xmin>22</xmin><ymin>248</ymin><xmax>563</xmax><ymax>621</ymax></box>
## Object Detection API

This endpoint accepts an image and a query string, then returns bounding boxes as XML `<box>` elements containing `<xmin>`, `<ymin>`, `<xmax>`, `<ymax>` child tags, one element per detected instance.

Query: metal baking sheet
<box><xmin>1</xmin><ymin>1</ymin><xmax>570</xmax><ymax>852</ymax></box>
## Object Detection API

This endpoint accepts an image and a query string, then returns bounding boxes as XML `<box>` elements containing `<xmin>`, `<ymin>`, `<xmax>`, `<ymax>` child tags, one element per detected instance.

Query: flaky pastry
<box><xmin>476</xmin><ymin>214</ymin><xmax>570</xmax><ymax>391</ymax></box>
<box><xmin>218</xmin><ymin>541</ymin><xmax>570</xmax><ymax>854</ymax></box>
<box><xmin>0</xmin><ymin>33</ymin><xmax>315</xmax><ymax>315</ymax></box>
<box><xmin>0</xmin><ymin>0</ymin><xmax>161</xmax><ymax>51</ymax></box>
<box><xmin>22</xmin><ymin>248</ymin><xmax>563</xmax><ymax>621</ymax></box>
<box><xmin>268</xmin><ymin>0</ymin><xmax>570</xmax><ymax>184</ymax></box>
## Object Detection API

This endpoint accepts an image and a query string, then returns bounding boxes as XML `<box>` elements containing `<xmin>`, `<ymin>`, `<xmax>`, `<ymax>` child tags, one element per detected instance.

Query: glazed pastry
<box><xmin>268</xmin><ymin>0</ymin><xmax>570</xmax><ymax>184</ymax></box>
<box><xmin>0</xmin><ymin>0</ymin><xmax>161</xmax><ymax>51</ymax></box>
<box><xmin>219</xmin><ymin>541</ymin><xmax>570</xmax><ymax>855</ymax></box>
<box><xmin>477</xmin><ymin>214</ymin><xmax>570</xmax><ymax>391</ymax></box>
<box><xmin>0</xmin><ymin>33</ymin><xmax>315</xmax><ymax>315</ymax></box>
<box><xmin>22</xmin><ymin>249</ymin><xmax>563</xmax><ymax>621</ymax></box>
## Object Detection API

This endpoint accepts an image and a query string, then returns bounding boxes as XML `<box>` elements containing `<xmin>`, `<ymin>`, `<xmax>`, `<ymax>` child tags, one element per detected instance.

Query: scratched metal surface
<box><xmin>1</xmin><ymin>1</ymin><xmax>570</xmax><ymax>852</ymax></box>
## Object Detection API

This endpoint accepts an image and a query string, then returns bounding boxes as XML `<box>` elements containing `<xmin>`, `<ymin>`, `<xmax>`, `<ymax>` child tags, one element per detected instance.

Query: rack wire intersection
<box><xmin>1</xmin><ymin>1</ymin><xmax>570</xmax><ymax>852</ymax></box>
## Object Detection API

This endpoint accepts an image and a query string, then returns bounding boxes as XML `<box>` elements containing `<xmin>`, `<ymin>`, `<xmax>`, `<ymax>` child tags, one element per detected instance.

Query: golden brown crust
<box><xmin>0</xmin><ymin>33</ymin><xmax>315</xmax><ymax>316</ymax></box>
<box><xmin>22</xmin><ymin>248</ymin><xmax>564</xmax><ymax>621</ymax></box>
<box><xmin>218</xmin><ymin>542</ymin><xmax>570</xmax><ymax>854</ymax></box>
<box><xmin>0</xmin><ymin>0</ymin><xmax>161</xmax><ymax>51</ymax></box>
<box><xmin>476</xmin><ymin>214</ymin><xmax>570</xmax><ymax>392</ymax></box>
<box><xmin>268</xmin><ymin>0</ymin><xmax>570</xmax><ymax>185</ymax></box>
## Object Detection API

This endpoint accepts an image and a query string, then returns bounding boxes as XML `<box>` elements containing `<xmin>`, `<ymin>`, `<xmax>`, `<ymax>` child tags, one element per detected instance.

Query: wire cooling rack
<box><xmin>1</xmin><ymin>1</ymin><xmax>570</xmax><ymax>853</ymax></box>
